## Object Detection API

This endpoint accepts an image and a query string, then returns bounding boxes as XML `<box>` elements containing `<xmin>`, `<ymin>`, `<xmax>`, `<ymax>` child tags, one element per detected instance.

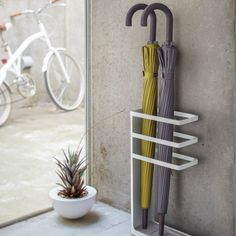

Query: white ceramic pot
<box><xmin>49</xmin><ymin>185</ymin><xmax>97</xmax><ymax>219</ymax></box>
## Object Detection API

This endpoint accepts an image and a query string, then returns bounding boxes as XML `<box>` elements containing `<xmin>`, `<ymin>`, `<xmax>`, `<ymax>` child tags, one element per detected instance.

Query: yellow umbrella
<box><xmin>141</xmin><ymin>43</ymin><xmax>159</xmax><ymax>229</ymax></box>
<box><xmin>125</xmin><ymin>4</ymin><xmax>158</xmax><ymax>229</ymax></box>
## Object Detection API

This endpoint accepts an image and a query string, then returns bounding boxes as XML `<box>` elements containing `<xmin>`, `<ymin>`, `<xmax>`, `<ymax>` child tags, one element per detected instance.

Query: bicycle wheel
<box><xmin>45</xmin><ymin>49</ymin><xmax>85</xmax><ymax>111</ymax></box>
<box><xmin>0</xmin><ymin>82</ymin><xmax>12</xmax><ymax>126</ymax></box>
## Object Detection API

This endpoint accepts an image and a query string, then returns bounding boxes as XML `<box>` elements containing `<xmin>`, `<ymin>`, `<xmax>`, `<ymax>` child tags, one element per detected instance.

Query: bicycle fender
<box><xmin>42</xmin><ymin>48</ymin><xmax>66</xmax><ymax>73</ymax></box>
<box><xmin>42</xmin><ymin>51</ymin><xmax>53</xmax><ymax>73</ymax></box>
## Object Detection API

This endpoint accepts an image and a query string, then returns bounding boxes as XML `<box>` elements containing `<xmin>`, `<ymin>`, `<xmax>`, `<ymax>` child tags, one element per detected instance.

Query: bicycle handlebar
<box><xmin>10</xmin><ymin>12</ymin><xmax>22</xmax><ymax>18</ymax></box>
<box><xmin>10</xmin><ymin>1</ymin><xmax>65</xmax><ymax>19</ymax></box>
<box><xmin>51</xmin><ymin>0</ymin><xmax>61</xmax><ymax>3</ymax></box>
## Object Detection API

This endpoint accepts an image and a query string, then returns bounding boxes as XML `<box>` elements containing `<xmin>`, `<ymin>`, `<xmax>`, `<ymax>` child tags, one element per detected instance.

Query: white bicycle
<box><xmin>0</xmin><ymin>0</ymin><xmax>85</xmax><ymax>126</ymax></box>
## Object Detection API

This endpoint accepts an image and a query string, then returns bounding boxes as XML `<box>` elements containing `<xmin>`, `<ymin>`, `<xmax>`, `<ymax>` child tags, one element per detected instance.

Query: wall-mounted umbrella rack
<box><xmin>130</xmin><ymin>109</ymin><xmax>199</xmax><ymax>236</ymax></box>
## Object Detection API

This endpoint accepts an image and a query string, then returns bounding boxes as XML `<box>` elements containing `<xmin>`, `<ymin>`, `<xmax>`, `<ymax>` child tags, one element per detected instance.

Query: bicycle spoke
<box><xmin>45</xmin><ymin>49</ymin><xmax>84</xmax><ymax>111</ymax></box>
<box><xmin>52</xmin><ymin>66</ymin><xmax>62</xmax><ymax>82</ymax></box>
<box><xmin>57</xmin><ymin>85</ymin><xmax>67</xmax><ymax>102</ymax></box>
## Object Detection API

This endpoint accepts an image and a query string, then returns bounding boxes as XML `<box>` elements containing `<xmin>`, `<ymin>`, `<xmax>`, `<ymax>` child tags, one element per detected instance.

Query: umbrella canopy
<box><xmin>140</xmin><ymin>43</ymin><xmax>159</xmax><ymax>229</ymax></box>
<box><xmin>141</xmin><ymin>3</ymin><xmax>176</xmax><ymax>236</ymax></box>
<box><xmin>156</xmin><ymin>43</ymin><xmax>177</xmax><ymax>236</ymax></box>
<box><xmin>126</xmin><ymin>5</ymin><xmax>158</xmax><ymax>229</ymax></box>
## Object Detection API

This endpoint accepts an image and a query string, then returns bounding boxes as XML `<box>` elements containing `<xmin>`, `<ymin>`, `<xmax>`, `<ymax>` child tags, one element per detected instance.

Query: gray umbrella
<box><xmin>156</xmin><ymin>43</ymin><xmax>177</xmax><ymax>236</ymax></box>
<box><xmin>141</xmin><ymin>3</ymin><xmax>176</xmax><ymax>236</ymax></box>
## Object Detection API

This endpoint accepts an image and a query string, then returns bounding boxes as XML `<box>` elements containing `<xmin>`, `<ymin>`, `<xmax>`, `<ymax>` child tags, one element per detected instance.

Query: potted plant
<box><xmin>49</xmin><ymin>145</ymin><xmax>97</xmax><ymax>219</ymax></box>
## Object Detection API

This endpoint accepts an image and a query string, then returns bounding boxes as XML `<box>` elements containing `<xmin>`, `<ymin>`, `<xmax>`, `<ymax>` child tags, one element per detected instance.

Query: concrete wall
<box><xmin>66</xmin><ymin>0</ymin><xmax>86</xmax><ymax>75</ymax></box>
<box><xmin>0</xmin><ymin>0</ymin><xmax>86</xmax><ymax>104</ymax></box>
<box><xmin>91</xmin><ymin>0</ymin><xmax>236</xmax><ymax>235</ymax></box>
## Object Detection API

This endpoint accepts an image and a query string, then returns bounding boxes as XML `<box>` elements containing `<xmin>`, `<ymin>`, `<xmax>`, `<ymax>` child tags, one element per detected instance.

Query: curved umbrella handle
<box><xmin>141</xmin><ymin>3</ymin><xmax>173</xmax><ymax>44</ymax></box>
<box><xmin>125</xmin><ymin>3</ymin><xmax>157</xmax><ymax>42</ymax></box>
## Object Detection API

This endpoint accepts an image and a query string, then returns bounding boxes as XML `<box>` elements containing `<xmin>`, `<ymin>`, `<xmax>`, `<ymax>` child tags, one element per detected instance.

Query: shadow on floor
<box><xmin>57</xmin><ymin>211</ymin><xmax>101</xmax><ymax>227</ymax></box>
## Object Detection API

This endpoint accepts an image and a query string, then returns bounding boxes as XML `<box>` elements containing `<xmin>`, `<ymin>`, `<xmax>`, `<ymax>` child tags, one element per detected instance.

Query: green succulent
<box><xmin>54</xmin><ymin>146</ymin><xmax>87</xmax><ymax>199</ymax></box>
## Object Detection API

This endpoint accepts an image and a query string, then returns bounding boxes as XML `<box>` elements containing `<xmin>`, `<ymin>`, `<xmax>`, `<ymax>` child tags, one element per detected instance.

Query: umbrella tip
<box><xmin>142</xmin><ymin>208</ymin><xmax>148</xmax><ymax>229</ymax></box>
<box><xmin>159</xmin><ymin>214</ymin><xmax>165</xmax><ymax>236</ymax></box>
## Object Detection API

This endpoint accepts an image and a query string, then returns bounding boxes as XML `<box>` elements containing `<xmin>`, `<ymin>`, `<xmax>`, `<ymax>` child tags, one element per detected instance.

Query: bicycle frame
<box><xmin>0</xmin><ymin>8</ymin><xmax>70</xmax><ymax>87</ymax></box>
<box><xmin>0</xmin><ymin>31</ymin><xmax>44</xmax><ymax>86</ymax></box>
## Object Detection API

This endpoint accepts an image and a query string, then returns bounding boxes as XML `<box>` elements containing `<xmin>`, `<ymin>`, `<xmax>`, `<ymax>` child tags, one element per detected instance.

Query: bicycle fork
<box><xmin>39</xmin><ymin>22</ymin><xmax>70</xmax><ymax>84</ymax></box>
<box><xmin>52</xmin><ymin>48</ymin><xmax>71</xmax><ymax>83</ymax></box>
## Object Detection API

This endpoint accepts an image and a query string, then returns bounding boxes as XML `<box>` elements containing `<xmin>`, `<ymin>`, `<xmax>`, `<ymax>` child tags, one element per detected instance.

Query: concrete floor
<box><xmin>0</xmin><ymin>104</ymin><xmax>85</xmax><ymax>225</ymax></box>
<box><xmin>0</xmin><ymin>202</ymin><xmax>131</xmax><ymax>236</ymax></box>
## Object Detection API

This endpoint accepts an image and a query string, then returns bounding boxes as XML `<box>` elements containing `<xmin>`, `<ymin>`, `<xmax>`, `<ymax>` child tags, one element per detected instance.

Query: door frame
<box><xmin>85</xmin><ymin>0</ymin><xmax>92</xmax><ymax>185</ymax></box>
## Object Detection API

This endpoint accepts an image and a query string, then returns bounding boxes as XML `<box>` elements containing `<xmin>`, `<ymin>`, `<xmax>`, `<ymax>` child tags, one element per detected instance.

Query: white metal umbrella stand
<box><xmin>130</xmin><ymin>109</ymin><xmax>199</xmax><ymax>236</ymax></box>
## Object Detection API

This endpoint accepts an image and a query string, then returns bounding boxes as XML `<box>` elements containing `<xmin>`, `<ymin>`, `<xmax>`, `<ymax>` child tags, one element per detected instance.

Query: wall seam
<box><xmin>233</xmin><ymin>0</ymin><xmax>236</xmax><ymax>235</ymax></box>
<box><xmin>86</xmin><ymin>0</ymin><xmax>93</xmax><ymax>185</ymax></box>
